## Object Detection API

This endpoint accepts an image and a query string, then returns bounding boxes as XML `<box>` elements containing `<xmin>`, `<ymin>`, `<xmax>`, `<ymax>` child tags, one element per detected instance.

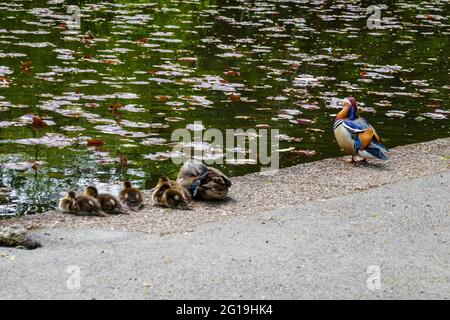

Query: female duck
<box><xmin>334</xmin><ymin>97</ymin><xmax>389</xmax><ymax>163</ymax></box>
<box><xmin>177</xmin><ymin>160</ymin><xmax>232</xmax><ymax>200</ymax></box>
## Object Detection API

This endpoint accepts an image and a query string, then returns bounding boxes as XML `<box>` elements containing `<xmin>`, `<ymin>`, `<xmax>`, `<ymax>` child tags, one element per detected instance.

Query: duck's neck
<box><xmin>349</xmin><ymin>106</ymin><xmax>358</xmax><ymax>120</ymax></box>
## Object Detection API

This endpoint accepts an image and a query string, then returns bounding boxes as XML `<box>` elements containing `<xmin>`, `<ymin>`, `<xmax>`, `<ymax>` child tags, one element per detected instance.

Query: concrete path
<box><xmin>0</xmin><ymin>172</ymin><xmax>449</xmax><ymax>299</ymax></box>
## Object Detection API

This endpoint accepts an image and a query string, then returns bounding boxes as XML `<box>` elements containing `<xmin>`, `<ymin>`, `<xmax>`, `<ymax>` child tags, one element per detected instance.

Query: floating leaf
<box><xmin>31</xmin><ymin>116</ymin><xmax>48</xmax><ymax>129</ymax></box>
<box><xmin>291</xmin><ymin>118</ymin><xmax>316</xmax><ymax>125</ymax></box>
<box><xmin>155</xmin><ymin>95</ymin><xmax>172</xmax><ymax>102</ymax></box>
<box><xmin>224</xmin><ymin>70</ymin><xmax>240</xmax><ymax>77</ymax></box>
<box><xmin>421</xmin><ymin>112</ymin><xmax>447</xmax><ymax>120</ymax></box>
<box><xmin>141</xmin><ymin>138</ymin><xmax>167</xmax><ymax>146</ymax></box>
<box><xmin>13</xmin><ymin>134</ymin><xmax>75</xmax><ymax>148</ymax></box>
<box><xmin>291</xmin><ymin>150</ymin><xmax>316</xmax><ymax>157</ymax></box>
<box><xmin>20</xmin><ymin>60</ymin><xmax>32</xmax><ymax>71</ymax></box>
<box><xmin>228</xmin><ymin>94</ymin><xmax>241</xmax><ymax>102</ymax></box>
<box><xmin>385</xmin><ymin>110</ymin><xmax>407</xmax><ymax>118</ymax></box>
<box><xmin>3</xmin><ymin>161</ymin><xmax>45</xmax><ymax>171</ymax></box>
<box><xmin>178</xmin><ymin>57</ymin><xmax>197</xmax><ymax>63</ymax></box>
<box><xmin>87</xmin><ymin>138</ymin><xmax>105</xmax><ymax>147</ymax></box>
<box><xmin>165</xmin><ymin>117</ymin><xmax>185</xmax><ymax>122</ymax></box>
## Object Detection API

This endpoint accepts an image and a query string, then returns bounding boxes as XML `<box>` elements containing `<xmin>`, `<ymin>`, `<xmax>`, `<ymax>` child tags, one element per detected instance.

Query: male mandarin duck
<box><xmin>334</xmin><ymin>97</ymin><xmax>389</xmax><ymax>163</ymax></box>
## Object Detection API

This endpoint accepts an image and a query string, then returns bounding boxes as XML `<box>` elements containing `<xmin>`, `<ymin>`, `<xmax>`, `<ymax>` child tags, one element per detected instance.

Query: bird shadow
<box><xmin>193</xmin><ymin>196</ymin><xmax>237</xmax><ymax>208</ymax></box>
<box><xmin>338</xmin><ymin>158</ymin><xmax>390</xmax><ymax>171</ymax></box>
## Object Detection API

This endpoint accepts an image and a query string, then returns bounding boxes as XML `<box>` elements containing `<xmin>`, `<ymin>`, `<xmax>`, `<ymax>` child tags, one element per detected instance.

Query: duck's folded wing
<box><xmin>178</xmin><ymin>160</ymin><xmax>208</xmax><ymax>178</ymax></box>
<box><xmin>341</xmin><ymin>119</ymin><xmax>383</xmax><ymax>151</ymax></box>
<box><xmin>341</xmin><ymin>119</ymin><xmax>369</xmax><ymax>133</ymax></box>
<box><xmin>207</xmin><ymin>167</ymin><xmax>232</xmax><ymax>187</ymax></box>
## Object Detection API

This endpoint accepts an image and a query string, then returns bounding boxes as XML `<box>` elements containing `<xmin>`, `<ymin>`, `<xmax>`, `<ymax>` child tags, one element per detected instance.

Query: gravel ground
<box><xmin>1</xmin><ymin>138</ymin><xmax>449</xmax><ymax>235</ymax></box>
<box><xmin>0</xmin><ymin>172</ymin><xmax>448</xmax><ymax>299</ymax></box>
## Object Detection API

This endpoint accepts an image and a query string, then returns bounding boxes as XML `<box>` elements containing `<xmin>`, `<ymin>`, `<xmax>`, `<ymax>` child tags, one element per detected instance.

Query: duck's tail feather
<box><xmin>365</xmin><ymin>141</ymin><xmax>389</xmax><ymax>160</ymax></box>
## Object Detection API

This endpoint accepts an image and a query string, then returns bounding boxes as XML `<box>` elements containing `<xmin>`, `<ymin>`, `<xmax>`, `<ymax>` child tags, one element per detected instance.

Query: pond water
<box><xmin>0</xmin><ymin>0</ymin><xmax>449</xmax><ymax>216</ymax></box>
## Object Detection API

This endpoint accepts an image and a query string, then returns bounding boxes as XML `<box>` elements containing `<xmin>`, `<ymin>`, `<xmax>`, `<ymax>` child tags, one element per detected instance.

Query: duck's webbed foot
<box><xmin>347</xmin><ymin>156</ymin><xmax>357</xmax><ymax>164</ymax></box>
<box><xmin>347</xmin><ymin>156</ymin><xmax>367</xmax><ymax>164</ymax></box>
<box><xmin>352</xmin><ymin>156</ymin><xmax>367</xmax><ymax>164</ymax></box>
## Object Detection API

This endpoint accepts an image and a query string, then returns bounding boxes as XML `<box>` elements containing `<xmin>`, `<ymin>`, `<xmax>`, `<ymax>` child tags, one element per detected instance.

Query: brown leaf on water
<box><xmin>31</xmin><ymin>116</ymin><xmax>48</xmax><ymax>129</ymax></box>
<box><xmin>87</xmin><ymin>138</ymin><xmax>105</xmax><ymax>147</ymax></box>
<box><xmin>109</xmin><ymin>102</ymin><xmax>124</xmax><ymax>115</ymax></box>
<box><xmin>137</xmin><ymin>37</ymin><xmax>149</xmax><ymax>44</ymax></box>
<box><xmin>80</xmin><ymin>31</ymin><xmax>94</xmax><ymax>42</ymax></box>
<box><xmin>228</xmin><ymin>94</ymin><xmax>241</xmax><ymax>102</ymax></box>
<box><xmin>178</xmin><ymin>57</ymin><xmax>197</xmax><ymax>63</ymax></box>
<box><xmin>101</xmin><ymin>59</ymin><xmax>122</xmax><ymax>65</ymax></box>
<box><xmin>20</xmin><ymin>60</ymin><xmax>32</xmax><ymax>72</ymax></box>
<box><xmin>57</xmin><ymin>22</ymin><xmax>68</xmax><ymax>30</ymax></box>
<box><xmin>292</xmin><ymin>118</ymin><xmax>316</xmax><ymax>125</ymax></box>
<box><xmin>0</xmin><ymin>77</ymin><xmax>10</xmax><ymax>85</ymax></box>
<box><xmin>155</xmin><ymin>95</ymin><xmax>172</xmax><ymax>102</ymax></box>
<box><xmin>31</xmin><ymin>161</ymin><xmax>39</xmax><ymax>171</ymax></box>
<box><xmin>224</xmin><ymin>70</ymin><xmax>240</xmax><ymax>77</ymax></box>
<box><xmin>291</xmin><ymin>149</ymin><xmax>316</xmax><ymax>157</ymax></box>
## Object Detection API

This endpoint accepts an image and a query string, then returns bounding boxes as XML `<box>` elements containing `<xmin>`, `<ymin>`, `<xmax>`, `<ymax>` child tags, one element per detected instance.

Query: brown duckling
<box><xmin>152</xmin><ymin>176</ymin><xmax>192</xmax><ymax>210</ymax></box>
<box><xmin>59</xmin><ymin>191</ymin><xmax>107</xmax><ymax>217</ymax></box>
<box><xmin>0</xmin><ymin>186</ymin><xmax>11</xmax><ymax>204</ymax></box>
<box><xmin>177</xmin><ymin>160</ymin><xmax>232</xmax><ymax>200</ymax></box>
<box><xmin>75</xmin><ymin>194</ymin><xmax>108</xmax><ymax>216</ymax></box>
<box><xmin>58</xmin><ymin>191</ymin><xmax>80</xmax><ymax>213</ymax></box>
<box><xmin>84</xmin><ymin>186</ymin><xmax>128</xmax><ymax>215</ymax></box>
<box><xmin>119</xmin><ymin>181</ymin><xmax>144</xmax><ymax>212</ymax></box>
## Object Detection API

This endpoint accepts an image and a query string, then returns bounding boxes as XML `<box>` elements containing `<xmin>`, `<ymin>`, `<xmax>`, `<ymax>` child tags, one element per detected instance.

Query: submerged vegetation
<box><xmin>0</xmin><ymin>0</ymin><xmax>449</xmax><ymax>215</ymax></box>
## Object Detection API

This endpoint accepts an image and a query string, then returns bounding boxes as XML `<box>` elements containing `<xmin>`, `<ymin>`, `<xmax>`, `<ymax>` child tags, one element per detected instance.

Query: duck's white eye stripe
<box><xmin>342</xmin><ymin>98</ymin><xmax>351</xmax><ymax>105</ymax></box>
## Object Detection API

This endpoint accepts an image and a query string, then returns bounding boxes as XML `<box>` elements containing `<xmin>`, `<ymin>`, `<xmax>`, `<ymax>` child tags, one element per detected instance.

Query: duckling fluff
<box><xmin>58</xmin><ymin>191</ymin><xmax>79</xmax><ymax>213</ymax></box>
<box><xmin>118</xmin><ymin>181</ymin><xmax>144</xmax><ymax>212</ymax></box>
<box><xmin>84</xmin><ymin>186</ymin><xmax>128</xmax><ymax>215</ymax></box>
<box><xmin>59</xmin><ymin>191</ymin><xmax>108</xmax><ymax>217</ymax></box>
<box><xmin>152</xmin><ymin>176</ymin><xmax>192</xmax><ymax>210</ymax></box>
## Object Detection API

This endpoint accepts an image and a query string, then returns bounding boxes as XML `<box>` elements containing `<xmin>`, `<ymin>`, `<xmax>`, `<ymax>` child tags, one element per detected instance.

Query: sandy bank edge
<box><xmin>1</xmin><ymin>138</ymin><xmax>449</xmax><ymax>235</ymax></box>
